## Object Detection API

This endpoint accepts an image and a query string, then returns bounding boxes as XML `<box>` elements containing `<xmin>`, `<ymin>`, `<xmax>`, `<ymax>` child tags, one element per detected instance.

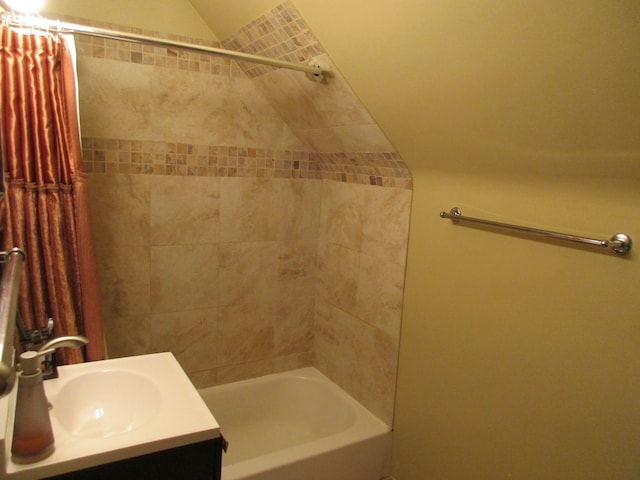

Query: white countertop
<box><xmin>0</xmin><ymin>352</ymin><xmax>220</xmax><ymax>479</ymax></box>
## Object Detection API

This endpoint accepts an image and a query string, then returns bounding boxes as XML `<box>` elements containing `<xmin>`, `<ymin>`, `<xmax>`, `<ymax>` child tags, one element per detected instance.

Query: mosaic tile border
<box><xmin>50</xmin><ymin>13</ymin><xmax>245</xmax><ymax>77</ymax></box>
<box><xmin>313</xmin><ymin>152</ymin><xmax>412</xmax><ymax>188</ymax></box>
<box><xmin>82</xmin><ymin>138</ymin><xmax>412</xmax><ymax>189</ymax></box>
<box><xmin>52</xmin><ymin>0</ymin><xmax>323</xmax><ymax>80</ymax></box>
<box><xmin>222</xmin><ymin>0</ymin><xmax>325</xmax><ymax>79</ymax></box>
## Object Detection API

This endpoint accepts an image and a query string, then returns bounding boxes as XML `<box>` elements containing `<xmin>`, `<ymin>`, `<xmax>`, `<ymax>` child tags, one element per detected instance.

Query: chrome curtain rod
<box><xmin>1</xmin><ymin>14</ymin><xmax>325</xmax><ymax>81</ymax></box>
<box><xmin>440</xmin><ymin>207</ymin><xmax>633</xmax><ymax>256</ymax></box>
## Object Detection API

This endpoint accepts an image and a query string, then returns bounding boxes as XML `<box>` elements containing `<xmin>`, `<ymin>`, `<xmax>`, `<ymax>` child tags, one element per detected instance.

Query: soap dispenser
<box><xmin>11</xmin><ymin>335</ymin><xmax>89</xmax><ymax>464</ymax></box>
<box><xmin>11</xmin><ymin>350</ymin><xmax>55</xmax><ymax>464</ymax></box>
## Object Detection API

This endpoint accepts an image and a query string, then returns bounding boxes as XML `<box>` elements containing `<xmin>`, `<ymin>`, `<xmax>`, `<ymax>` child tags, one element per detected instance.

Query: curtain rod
<box><xmin>1</xmin><ymin>13</ymin><xmax>325</xmax><ymax>81</ymax></box>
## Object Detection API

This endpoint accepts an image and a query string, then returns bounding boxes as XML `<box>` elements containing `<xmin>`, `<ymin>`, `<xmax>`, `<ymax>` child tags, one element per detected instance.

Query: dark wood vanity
<box><xmin>46</xmin><ymin>437</ymin><xmax>223</xmax><ymax>480</ymax></box>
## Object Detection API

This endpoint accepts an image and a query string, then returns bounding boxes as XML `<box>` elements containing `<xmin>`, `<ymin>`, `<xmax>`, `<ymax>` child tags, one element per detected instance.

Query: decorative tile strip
<box><xmin>222</xmin><ymin>0</ymin><xmax>325</xmax><ymax>78</ymax></box>
<box><xmin>50</xmin><ymin>14</ymin><xmax>245</xmax><ymax>77</ymax></box>
<box><xmin>313</xmin><ymin>152</ymin><xmax>413</xmax><ymax>189</ymax></box>
<box><xmin>81</xmin><ymin>138</ymin><xmax>412</xmax><ymax>189</ymax></box>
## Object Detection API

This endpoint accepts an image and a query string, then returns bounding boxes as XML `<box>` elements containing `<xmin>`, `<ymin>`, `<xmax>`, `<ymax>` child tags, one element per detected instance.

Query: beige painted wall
<box><xmin>396</xmin><ymin>170</ymin><xmax>640</xmax><ymax>479</ymax></box>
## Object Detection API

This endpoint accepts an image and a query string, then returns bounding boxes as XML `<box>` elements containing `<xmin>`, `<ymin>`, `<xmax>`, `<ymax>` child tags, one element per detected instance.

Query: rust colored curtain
<box><xmin>0</xmin><ymin>26</ymin><xmax>104</xmax><ymax>363</ymax></box>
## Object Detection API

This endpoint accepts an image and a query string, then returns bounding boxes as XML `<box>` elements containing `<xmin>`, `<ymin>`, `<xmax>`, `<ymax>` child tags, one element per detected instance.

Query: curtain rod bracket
<box><xmin>305</xmin><ymin>63</ymin><xmax>324</xmax><ymax>83</ymax></box>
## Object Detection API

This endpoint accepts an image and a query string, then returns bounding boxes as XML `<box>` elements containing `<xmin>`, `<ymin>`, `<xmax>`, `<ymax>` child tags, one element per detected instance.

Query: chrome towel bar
<box><xmin>440</xmin><ymin>207</ymin><xmax>632</xmax><ymax>256</ymax></box>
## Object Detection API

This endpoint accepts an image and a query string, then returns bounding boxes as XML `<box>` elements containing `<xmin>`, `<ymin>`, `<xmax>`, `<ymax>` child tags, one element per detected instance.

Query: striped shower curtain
<box><xmin>0</xmin><ymin>25</ymin><xmax>104</xmax><ymax>363</ymax></box>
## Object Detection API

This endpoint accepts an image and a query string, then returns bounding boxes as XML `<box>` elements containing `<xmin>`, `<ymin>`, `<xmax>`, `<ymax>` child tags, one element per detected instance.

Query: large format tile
<box><xmin>87</xmin><ymin>173</ymin><xmax>150</xmax><ymax>247</ymax></box>
<box><xmin>151</xmin><ymin>308</ymin><xmax>218</xmax><ymax>373</ymax></box>
<box><xmin>97</xmin><ymin>244</ymin><xmax>151</xmax><ymax>317</ymax></box>
<box><xmin>220</xmin><ymin>177</ymin><xmax>279</xmax><ymax>242</ymax></box>
<box><xmin>320</xmin><ymin>180</ymin><xmax>365</xmax><ymax>250</ymax></box>
<box><xmin>274</xmin><ymin>295</ymin><xmax>315</xmax><ymax>356</ymax></box>
<box><xmin>217</xmin><ymin>303</ymin><xmax>276</xmax><ymax>366</ymax></box>
<box><xmin>150</xmin><ymin>244</ymin><xmax>219</xmax><ymax>313</ymax></box>
<box><xmin>362</xmin><ymin>186</ymin><xmax>412</xmax><ymax>265</ymax></box>
<box><xmin>355</xmin><ymin>254</ymin><xmax>405</xmax><ymax>338</ymax></box>
<box><xmin>103</xmin><ymin>314</ymin><xmax>151</xmax><ymax>359</ymax></box>
<box><xmin>277</xmin><ymin>239</ymin><xmax>317</xmax><ymax>296</ymax></box>
<box><xmin>219</xmin><ymin>241</ymin><xmax>278</xmax><ymax>306</ymax></box>
<box><xmin>151</xmin><ymin>176</ymin><xmax>220</xmax><ymax>245</ymax></box>
<box><xmin>317</xmin><ymin>241</ymin><xmax>359</xmax><ymax>313</ymax></box>
<box><xmin>313</xmin><ymin>299</ymin><xmax>397</xmax><ymax>426</ymax></box>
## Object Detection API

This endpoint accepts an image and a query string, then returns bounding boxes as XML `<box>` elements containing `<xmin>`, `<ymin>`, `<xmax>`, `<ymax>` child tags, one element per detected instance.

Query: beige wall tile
<box><xmin>87</xmin><ymin>173</ymin><xmax>150</xmax><ymax>248</ymax></box>
<box><xmin>217</xmin><ymin>303</ymin><xmax>276</xmax><ymax>365</ymax></box>
<box><xmin>220</xmin><ymin>177</ymin><xmax>279</xmax><ymax>242</ymax></box>
<box><xmin>104</xmin><ymin>314</ymin><xmax>151</xmax><ymax>359</ymax></box>
<box><xmin>78</xmin><ymin>59</ymin><xmax>152</xmax><ymax>139</ymax></box>
<box><xmin>151</xmin><ymin>308</ymin><xmax>218</xmax><ymax>374</ymax></box>
<box><xmin>317</xmin><ymin>241</ymin><xmax>359</xmax><ymax>313</ymax></box>
<box><xmin>150</xmin><ymin>244</ymin><xmax>219</xmax><ymax>313</ymax></box>
<box><xmin>320</xmin><ymin>180</ymin><xmax>365</xmax><ymax>250</ymax></box>
<box><xmin>293</xmin><ymin>124</ymin><xmax>395</xmax><ymax>154</ymax></box>
<box><xmin>313</xmin><ymin>299</ymin><xmax>361</xmax><ymax>392</ymax></box>
<box><xmin>188</xmin><ymin>368</ymin><xmax>218</xmax><ymax>389</ymax></box>
<box><xmin>78</xmin><ymin>58</ymin><xmax>289</xmax><ymax>149</ymax></box>
<box><xmin>274</xmin><ymin>295</ymin><xmax>315</xmax><ymax>356</ymax></box>
<box><xmin>274</xmin><ymin>178</ymin><xmax>322</xmax><ymax>240</ymax></box>
<box><xmin>273</xmin><ymin>352</ymin><xmax>314</xmax><ymax>373</ymax></box>
<box><xmin>151</xmin><ymin>176</ymin><xmax>220</xmax><ymax>245</ymax></box>
<box><xmin>290</xmin><ymin>127</ymin><xmax>347</xmax><ymax>154</ymax></box>
<box><xmin>277</xmin><ymin>239</ymin><xmax>317</xmax><ymax>296</ymax></box>
<box><xmin>98</xmin><ymin>244</ymin><xmax>150</xmax><ymax>317</ymax></box>
<box><xmin>219</xmin><ymin>241</ymin><xmax>278</xmax><ymax>305</ymax></box>
<box><xmin>149</xmin><ymin>68</ymin><xmax>238</xmax><ymax>144</ymax></box>
<box><xmin>313</xmin><ymin>299</ymin><xmax>397</xmax><ymax>426</ymax></box>
<box><xmin>362</xmin><ymin>186</ymin><xmax>412</xmax><ymax>265</ymax></box>
<box><xmin>216</xmin><ymin>359</ymin><xmax>275</xmax><ymax>385</ymax></box>
<box><xmin>253</xmin><ymin>68</ymin><xmax>326</xmax><ymax>131</ymax></box>
<box><xmin>358</xmin><ymin>326</ymin><xmax>398</xmax><ymax>426</ymax></box>
<box><xmin>291</xmin><ymin>54</ymin><xmax>376</xmax><ymax>128</ymax></box>
<box><xmin>355</xmin><ymin>254</ymin><xmax>405</xmax><ymax>338</ymax></box>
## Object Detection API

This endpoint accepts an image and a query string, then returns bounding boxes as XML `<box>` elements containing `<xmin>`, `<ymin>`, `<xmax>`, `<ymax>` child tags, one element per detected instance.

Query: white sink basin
<box><xmin>53</xmin><ymin>371</ymin><xmax>162</xmax><ymax>438</ymax></box>
<box><xmin>0</xmin><ymin>352</ymin><xmax>220</xmax><ymax>480</ymax></box>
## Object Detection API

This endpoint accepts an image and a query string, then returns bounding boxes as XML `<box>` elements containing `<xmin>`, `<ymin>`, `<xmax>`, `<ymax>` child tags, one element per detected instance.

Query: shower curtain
<box><xmin>0</xmin><ymin>25</ymin><xmax>104</xmax><ymax>363</ymax></box>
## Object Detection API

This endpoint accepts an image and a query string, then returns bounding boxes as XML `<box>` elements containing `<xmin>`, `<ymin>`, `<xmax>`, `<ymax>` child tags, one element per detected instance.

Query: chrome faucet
<box><xmin>22</xmin><ymin>335</ymin><xmax>89</xmax><ymax>380</ymax></box>
<box><xmin>38</xmin><ymin>336</ymin><xmax>89</xmax><ymax>355</ymax></box>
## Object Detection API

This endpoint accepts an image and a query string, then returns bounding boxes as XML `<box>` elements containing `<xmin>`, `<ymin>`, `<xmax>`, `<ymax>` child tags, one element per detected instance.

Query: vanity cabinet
<box><xmin>45</xmin><ymin>437</ymin><xmax>223</xmax><ymax>480</ymax></box>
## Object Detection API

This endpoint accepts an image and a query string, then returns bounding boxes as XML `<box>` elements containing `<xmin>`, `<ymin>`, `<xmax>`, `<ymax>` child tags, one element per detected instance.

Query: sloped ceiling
<box><xmin>191</xmin><ymin>0</ymin><xmax>640</xmax><ymax>177</ymax></box>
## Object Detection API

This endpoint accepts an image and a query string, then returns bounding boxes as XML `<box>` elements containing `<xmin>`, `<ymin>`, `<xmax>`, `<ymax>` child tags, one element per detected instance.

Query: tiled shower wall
<box><xmin>70</xmin><ymin>1</ymin><xmax>411</xmax><ymax>426</ymax></box>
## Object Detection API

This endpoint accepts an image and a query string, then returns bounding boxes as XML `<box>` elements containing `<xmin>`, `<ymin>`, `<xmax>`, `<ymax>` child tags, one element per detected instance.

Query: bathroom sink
<box><xmin>53</xmin><ymin>370</ymin><xmax>162</xmax><ymax>438</ymax></box>
<box><xmin>0</xmin><ymin>352</ymin><xmax>220</xmax><ymax>480</ymax></box>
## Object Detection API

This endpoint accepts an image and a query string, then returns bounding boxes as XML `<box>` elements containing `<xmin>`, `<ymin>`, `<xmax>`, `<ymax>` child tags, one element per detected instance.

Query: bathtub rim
<box><xmin>198</xmin><ymin>366</ymin><xmax>392</xmax><ymax>480</ymax></box>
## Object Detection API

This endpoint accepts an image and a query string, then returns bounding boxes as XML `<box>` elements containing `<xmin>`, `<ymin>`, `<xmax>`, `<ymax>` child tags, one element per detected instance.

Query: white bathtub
<box><xmin>198</xmin><ymin>367</ymin><xmax>392</xmax><ymax>480</ymax></box>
